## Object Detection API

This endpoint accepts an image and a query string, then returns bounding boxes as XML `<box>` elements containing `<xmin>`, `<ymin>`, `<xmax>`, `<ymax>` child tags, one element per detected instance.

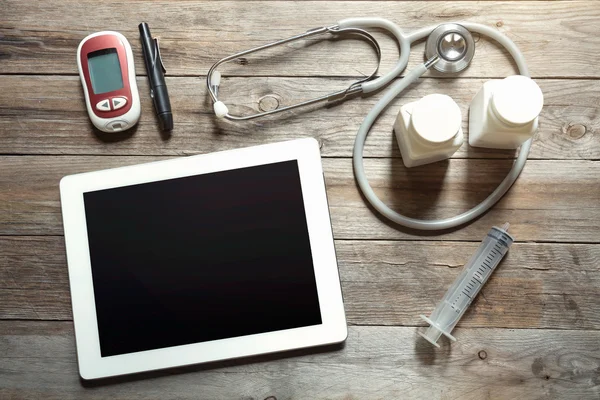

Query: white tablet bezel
<box><xmin>60</xmin><ymin>138</ymin><xmax>346</xmax><ymax>380</ymax></box>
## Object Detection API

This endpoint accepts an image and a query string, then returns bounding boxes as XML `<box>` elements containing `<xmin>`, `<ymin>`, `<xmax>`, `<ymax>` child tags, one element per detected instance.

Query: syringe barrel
<box><xmin>419</xmin><ymin>225</ymin><xmax>514</xmax><ymax>346</ymax></box>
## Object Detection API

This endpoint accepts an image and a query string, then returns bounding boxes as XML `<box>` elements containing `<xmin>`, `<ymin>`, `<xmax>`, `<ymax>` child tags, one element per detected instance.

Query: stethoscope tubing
<box><xmin>350</xmin><ymin>19</ymin><xmax>531</xmax><ymax>230</ymax></box>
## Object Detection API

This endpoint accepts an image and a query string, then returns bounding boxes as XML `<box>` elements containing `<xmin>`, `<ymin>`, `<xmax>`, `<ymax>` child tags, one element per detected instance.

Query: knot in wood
<box><xmin>258</xmin><ymin>95</ymin><xmax>280</xmax><ymax>112</ymax></box>
<box><xmin>565</xmin><ymin>123</ymin><xmax>587</xmax><ymax>139</ymax></box>
<box><xmin>478</xmin><ymin>350</ymin><xmax>488</xmax><ymax>360</ymax></box>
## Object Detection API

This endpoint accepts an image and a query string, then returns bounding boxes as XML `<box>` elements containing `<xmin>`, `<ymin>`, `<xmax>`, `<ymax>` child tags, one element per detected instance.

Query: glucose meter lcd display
<box><xmin>83</xmin><ymin>160</ymin><xmax>322</xmax><ymax>357</ymax></box>
<box><xmin>87</xmin><ymin>48</ymin><xmax>124</xmax><ymax>94</ymax></box>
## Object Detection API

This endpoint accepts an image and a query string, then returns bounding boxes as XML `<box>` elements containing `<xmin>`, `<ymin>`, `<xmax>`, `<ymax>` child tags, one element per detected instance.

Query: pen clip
<box><xmin>152</xmin><ymin>38</ymin><xmax>167</xmax><ymax>74</ymax></box>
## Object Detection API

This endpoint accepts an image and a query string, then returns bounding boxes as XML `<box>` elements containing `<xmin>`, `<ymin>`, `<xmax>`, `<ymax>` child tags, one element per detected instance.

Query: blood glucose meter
<box><xmin>77</xmin><ymin>31</ymin><xmax>140</xmax><ymax>133</ymax></box>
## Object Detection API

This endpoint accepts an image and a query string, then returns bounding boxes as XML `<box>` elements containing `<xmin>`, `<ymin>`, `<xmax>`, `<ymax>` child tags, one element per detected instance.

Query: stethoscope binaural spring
<box><xmin>206</xmin><ymin>18</ymin><xmax>532</xmax><ymax>231</ymax></box>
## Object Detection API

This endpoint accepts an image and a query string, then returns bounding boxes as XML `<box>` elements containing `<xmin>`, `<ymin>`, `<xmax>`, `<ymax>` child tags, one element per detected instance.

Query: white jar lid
<box><xmin>411</xmin><ymin>94</ymin><xmax>462</xmax><ymax>144</ymax></box>
<box><xmin>492</xmin><ymin>75</ymin><xmax>543</xmax><ymax>125</ymax></box>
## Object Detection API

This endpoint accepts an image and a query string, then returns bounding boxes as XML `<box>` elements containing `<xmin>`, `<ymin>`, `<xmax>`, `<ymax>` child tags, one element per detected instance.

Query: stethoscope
<box><xmin>207</xmin><ymin>18</ymin><xmax>531</xmax><ymax>231</ymax></box>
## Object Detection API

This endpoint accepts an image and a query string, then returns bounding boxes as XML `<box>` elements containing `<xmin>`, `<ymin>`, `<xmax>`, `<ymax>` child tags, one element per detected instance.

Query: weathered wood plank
<box><xmin>0</xmin><ymin>237</ymin><xmax>72</xmax><ymax>320</ymax></box>
<box><xmin>0</xmin><ymin>321</ymin><xmax>598</xmax><ymax>400</ymax></box>
<box><xmin>340</xmin><ymin>241</ymin><xmax>600</xmax><ymax>329</ymax></box>
<box><xmin>0</xmin><ymin>156</ymin><xmax>598</xmax><ymax>242</ymax></box>
<box><xmin>325</xmin><ymin>157</ymin><xmax>600</xmax><ymax>242</ymax></box>
<box><xmin>2</xmin><ymin>1</ymin><xmax>600</xmax><ymax>78</ymax></box>
<box><xmin>2</xmin><ymin>236</ymin><xmax>599</xmax><ymax>331</ymax></box>
<box><xmin>0</xmin><ymin>75</ymin><xmax>597</xmax><ymax>159</ymax></box>
<box><xmin>1</xmin><ymin>1</ymin><xmax>598</xmax><ymax>399</ymax></box>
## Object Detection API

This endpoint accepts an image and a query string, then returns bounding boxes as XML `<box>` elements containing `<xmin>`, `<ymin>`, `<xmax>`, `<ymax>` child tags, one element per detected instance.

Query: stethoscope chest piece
<box><xmin>425</xmin><ymin>23</ymin><xmax>475</xmax><ymax>73</ymax></box>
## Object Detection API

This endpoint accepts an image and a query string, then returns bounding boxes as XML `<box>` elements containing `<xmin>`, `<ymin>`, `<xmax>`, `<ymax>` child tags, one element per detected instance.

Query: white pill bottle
<box><xmin>394</xmin><ymin>94</ymin><xmax>464</xmax><ymax>168</ymax></box>
<box><xmin>469</xmin><ymin>75</ymin><xmax>544</xmax><ymax>149</ymax></box>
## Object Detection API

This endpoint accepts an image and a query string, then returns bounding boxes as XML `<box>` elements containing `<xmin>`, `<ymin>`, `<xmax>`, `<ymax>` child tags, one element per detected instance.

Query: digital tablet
<box><xmin>60</xmin><ymin>138</ymin><xmax>346</xmax><ymax>380</ymax></box>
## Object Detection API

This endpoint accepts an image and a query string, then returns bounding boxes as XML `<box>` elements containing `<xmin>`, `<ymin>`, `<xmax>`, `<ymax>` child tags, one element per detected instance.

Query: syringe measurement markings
<box><xmin>451</xmin><ymin>297</ymin><xmax>462</xmax><ymax>312</ymax></box>
<box><xmin>419</xmin><ymin>226</ymin><xmax>513</xmax><ymax>347</ymax></box>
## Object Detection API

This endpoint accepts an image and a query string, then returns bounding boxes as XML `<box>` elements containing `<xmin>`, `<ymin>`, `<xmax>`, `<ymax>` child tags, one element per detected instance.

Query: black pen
<box><xmin>139</xmin><ymin>22</ymin><xmax>173</xmax><ymax>132</ymax></box>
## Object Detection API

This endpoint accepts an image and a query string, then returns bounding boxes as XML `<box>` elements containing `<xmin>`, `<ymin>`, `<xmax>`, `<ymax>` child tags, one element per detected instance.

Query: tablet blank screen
<box><xmin>83</xmin><ymin>160</ymin><xmax>322</xmax><ymax>357</ymax></box>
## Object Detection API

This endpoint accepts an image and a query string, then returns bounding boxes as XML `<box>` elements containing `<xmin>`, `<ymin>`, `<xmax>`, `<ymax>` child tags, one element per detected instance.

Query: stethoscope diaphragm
<box><xmin>425</xmin><ymin>23</ymin><xmax>475</xmax><ymax>73</ymax></box>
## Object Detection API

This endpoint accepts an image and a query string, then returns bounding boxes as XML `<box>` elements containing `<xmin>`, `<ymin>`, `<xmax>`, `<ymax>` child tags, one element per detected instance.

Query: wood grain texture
<box><xmin>2</xmin><ymin>236</ymin><xmax>600</xmax><ymax>331</ymax></box>
<box><xmin>0</xmin><ymin>155</ymin><xmax>598</xmax><ymax>241</ymax></box>
<box><xmin>0</xmin><ymin>75</ymin><xmax>597</xmax><ymax>159</ymax></box>
<box><xmin>2</xmin><ymin>1</ymin><xmax>600</xmax><ymax>78</ymax></box>
<box><xmin>2</xmin><ymin>0</ymin><xmax>600</xmax><ymax>398</ymax></box>
<box><xmin>0</xmin><ymin>321</ymin><xmax>599</xmax><ymax>400</ymax></box>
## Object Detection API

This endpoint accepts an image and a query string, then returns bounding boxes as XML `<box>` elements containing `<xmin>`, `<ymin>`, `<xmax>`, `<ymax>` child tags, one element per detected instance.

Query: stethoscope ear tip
<box><xmin>214</xmin><ymin>101</ymin><xmax>229</xmax><ymax>118</ymax></box>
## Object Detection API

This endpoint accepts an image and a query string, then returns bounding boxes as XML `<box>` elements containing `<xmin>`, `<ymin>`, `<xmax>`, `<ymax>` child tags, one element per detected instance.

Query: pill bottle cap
<box><xmin>491</xmin><ymin>75</ymin><xmax>543</xmax><ymax>126</ymax></box>
<box><xmin>411</xmin><ymin>94</ymin><xmax>462</xmax><ymax>145</ymax></box>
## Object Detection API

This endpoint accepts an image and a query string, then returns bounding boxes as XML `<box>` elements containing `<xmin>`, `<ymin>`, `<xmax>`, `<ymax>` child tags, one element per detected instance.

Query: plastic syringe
<box><xmin>418</xmin><ymin>223</ymin><xmax>514</xmax><ymax>347</ymax></box>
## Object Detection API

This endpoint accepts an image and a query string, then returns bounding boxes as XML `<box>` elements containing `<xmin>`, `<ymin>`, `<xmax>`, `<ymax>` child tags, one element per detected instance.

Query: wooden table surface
<box><xmin>1</xmin><ymin>0</ymin><xmax>600</xmax><ymax>399</ymax></box>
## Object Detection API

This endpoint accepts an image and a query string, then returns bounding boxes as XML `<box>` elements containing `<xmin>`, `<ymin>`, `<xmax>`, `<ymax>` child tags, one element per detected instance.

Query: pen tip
<box><xmin>160</xmin><ymin>113</ymin><xmax>173</xmax><ymax>132</ymax></box>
